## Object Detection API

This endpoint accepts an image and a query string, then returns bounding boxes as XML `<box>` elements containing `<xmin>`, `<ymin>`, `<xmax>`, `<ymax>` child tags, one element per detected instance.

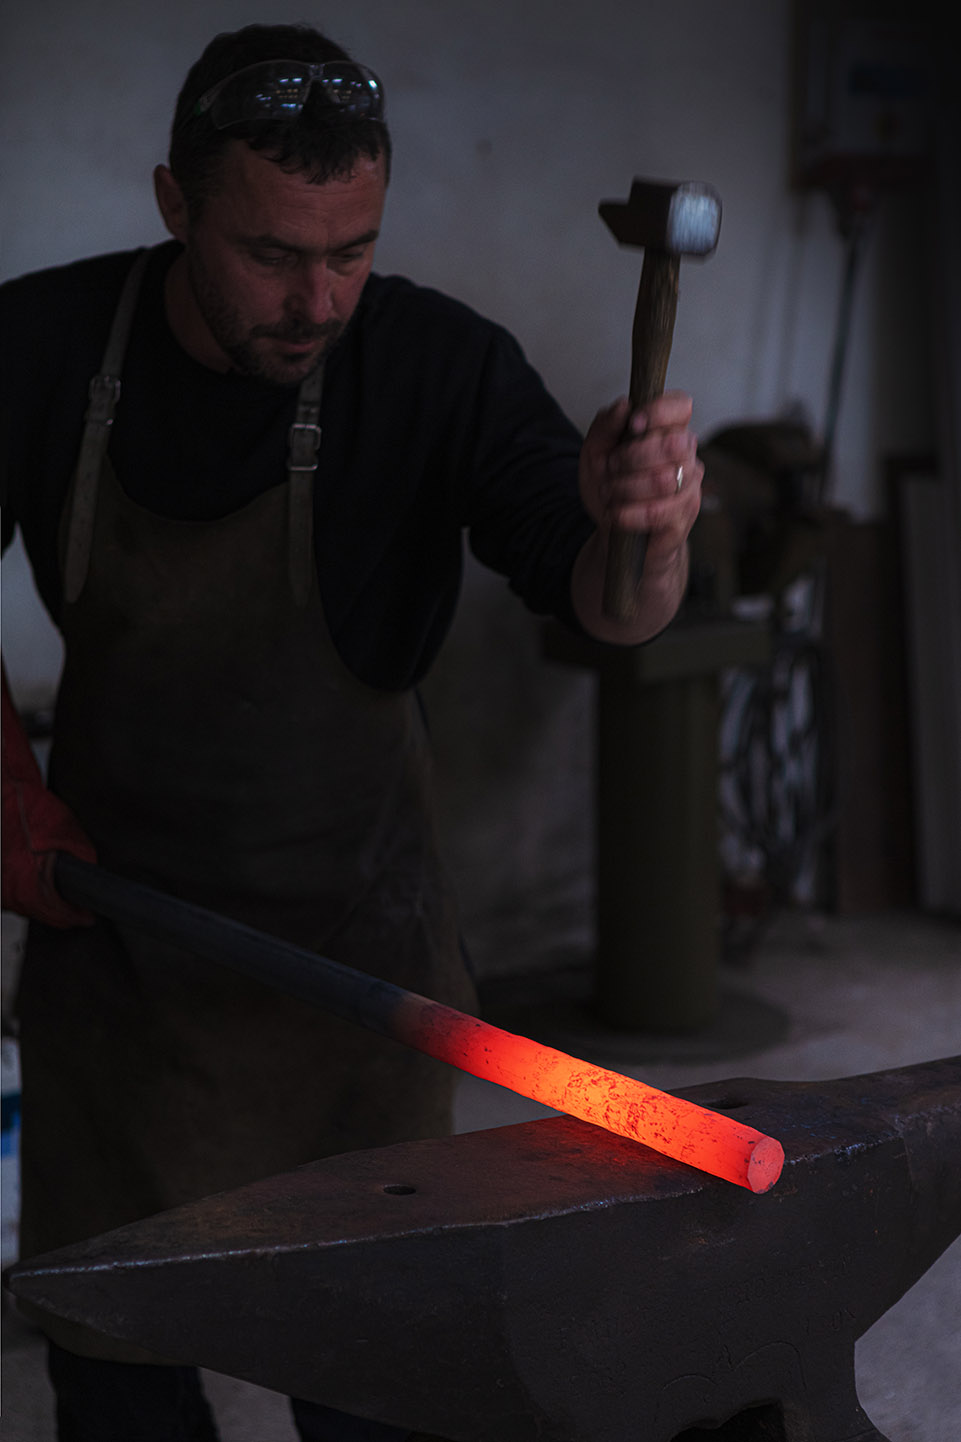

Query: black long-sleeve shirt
<box><xmin>1</xmin><ymin>242</ymin><xmax>593</xmax><ymax>690</ymax></box>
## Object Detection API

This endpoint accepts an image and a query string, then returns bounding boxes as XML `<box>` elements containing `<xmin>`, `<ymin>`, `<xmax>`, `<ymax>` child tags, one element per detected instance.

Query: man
<box><xmin>0</xmin><ymin>21</ymin><xmax>702</xmax><ymax>1442</ymax></box>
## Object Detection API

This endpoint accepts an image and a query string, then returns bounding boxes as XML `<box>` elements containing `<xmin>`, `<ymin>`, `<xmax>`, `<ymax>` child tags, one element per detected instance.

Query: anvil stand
<box><xmin>540</xmin><ymin>614</ymin><xmax>773</xmax><ymax>1042</ymax></box>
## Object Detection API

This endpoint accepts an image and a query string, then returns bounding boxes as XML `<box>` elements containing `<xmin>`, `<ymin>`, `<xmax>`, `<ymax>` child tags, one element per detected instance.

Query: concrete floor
<box><xmin>2</xmin><ymin>905</ymin><xmax>960</xmax><ymax>1440</ymax></box>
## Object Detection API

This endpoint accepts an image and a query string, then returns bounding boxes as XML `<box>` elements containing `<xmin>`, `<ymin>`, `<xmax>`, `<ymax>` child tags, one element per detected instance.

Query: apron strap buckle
<box><xmin>85</xmin><ymin>374</ymin><xmax>122</xmax><ymax>428</ymax></box>
<box><xmin>287</xmin><ymin>420</ymin><xmax>322</xmax><ymax>475</ymax></box>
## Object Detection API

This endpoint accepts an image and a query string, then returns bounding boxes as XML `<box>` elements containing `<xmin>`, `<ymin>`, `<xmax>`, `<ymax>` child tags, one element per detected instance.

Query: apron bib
<box><xmin>16</xmin><ymin>262</ymin><xmax>475</xmax><ymax>1360</ymax></box>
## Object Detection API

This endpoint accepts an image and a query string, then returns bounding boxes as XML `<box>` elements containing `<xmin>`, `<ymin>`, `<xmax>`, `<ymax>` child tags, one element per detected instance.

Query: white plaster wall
<box><xmin>0</xmin><ymin>1</ymin><xmax>939</xmax><ymax>965</ymax></box>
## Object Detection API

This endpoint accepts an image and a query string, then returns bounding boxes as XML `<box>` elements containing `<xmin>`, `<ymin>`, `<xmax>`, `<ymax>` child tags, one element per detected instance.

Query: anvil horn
<box><xmin>6</xmin><ymin>1057</ymin><xmax>961</xmax><ymax>1442</ymax></box>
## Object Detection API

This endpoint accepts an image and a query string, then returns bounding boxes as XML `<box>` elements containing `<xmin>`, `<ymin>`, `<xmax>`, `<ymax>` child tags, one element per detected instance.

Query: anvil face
<box><xmin>7</xmin><ymin>1058</ymin><xmax>961</xmax><ymax>1442</ymax></box>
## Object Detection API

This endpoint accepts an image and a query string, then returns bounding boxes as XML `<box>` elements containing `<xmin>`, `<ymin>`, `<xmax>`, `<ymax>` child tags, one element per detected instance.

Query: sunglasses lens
<box><xmin>204</xmin><ymin>61</ymin><xmax>383</xmax><ymax>129</ymax></box>
<box><xmin>208</xmin><ymin>63</ymin><xmax>311</xmax><ymax>126</ymax></box>
<box><xmin>318</xmin><ymin>65</ymin><xmax>383</xmax><ymax>117</ymax></box>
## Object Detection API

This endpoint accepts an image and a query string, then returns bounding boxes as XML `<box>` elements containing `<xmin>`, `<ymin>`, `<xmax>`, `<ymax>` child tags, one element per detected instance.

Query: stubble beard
<box><xmin>187</xmin><ymin>252</ymin><xmax>343</xmax><ymax>387</ymax></box>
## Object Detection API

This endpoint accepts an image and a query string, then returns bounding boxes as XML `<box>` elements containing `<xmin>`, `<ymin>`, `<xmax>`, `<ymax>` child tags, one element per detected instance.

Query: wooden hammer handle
<box><xmin>602</xmin><ymin>250</ymin><xmax>680</xmax><ymax>621</ymax></box>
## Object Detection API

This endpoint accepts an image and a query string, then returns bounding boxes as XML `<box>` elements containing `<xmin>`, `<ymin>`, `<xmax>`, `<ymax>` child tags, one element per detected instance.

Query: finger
<box><xmin>630</xmin><ymin>389</ymin><xmax>694</xmax><ymax>434</ymax></box>
<box><xmin>586</xmin><ymin>396</ymin><xmax>635</xmax><ymax>451</ymax></box>
<box><xmin>607</xmin><ymin>456</ymin><xmax>704</xmax><ymax>528</ymax></box>
<box><xmin>610</xmin><ymin>428</ymin><xmax>698</xmax><ymax>481</ymax></box>
<box><xmin>609</xmin><ymin>493</ymin><xmax>699</xmax><ymax>539</ymax></box>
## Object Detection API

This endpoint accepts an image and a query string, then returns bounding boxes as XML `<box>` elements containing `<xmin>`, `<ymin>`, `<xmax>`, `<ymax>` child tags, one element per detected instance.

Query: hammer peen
<box><xmin>599</xmin><ymin>177</ymin><xmax>721</xmax><ymax>621</ymax></box>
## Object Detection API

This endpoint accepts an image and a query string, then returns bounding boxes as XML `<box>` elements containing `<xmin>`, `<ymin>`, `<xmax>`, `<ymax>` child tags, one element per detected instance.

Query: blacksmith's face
<box><xmin>160</xmin><ymin>141</ymin><xmax>386</xmax><ymax>384</ymax></box>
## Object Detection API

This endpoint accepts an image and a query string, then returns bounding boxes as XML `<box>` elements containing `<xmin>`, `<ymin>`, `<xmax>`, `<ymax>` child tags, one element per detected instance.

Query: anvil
<box><xmin>7</xmin><ymin>1056</ymin><xmax>960</xmax><ymax>1441</ymax></box>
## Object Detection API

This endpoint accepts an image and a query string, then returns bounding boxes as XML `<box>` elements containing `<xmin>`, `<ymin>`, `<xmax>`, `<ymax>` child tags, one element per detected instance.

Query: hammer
<box><xmin>599</xmin><ymin>177</ymin><xmax>721</xmax><ymax>620</ymax></box>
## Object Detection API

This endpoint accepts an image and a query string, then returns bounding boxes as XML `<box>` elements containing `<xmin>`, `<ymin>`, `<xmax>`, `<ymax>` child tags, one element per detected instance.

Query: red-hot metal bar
<box><xmin>54</xmin><ymin>855</ymin><xmax>784</xmax><ymax>1192</ymax></box>
<box><xmin>393</xmin><ymin>995</ymin><xmax>782</xmax><ymax>1192</ymax></box>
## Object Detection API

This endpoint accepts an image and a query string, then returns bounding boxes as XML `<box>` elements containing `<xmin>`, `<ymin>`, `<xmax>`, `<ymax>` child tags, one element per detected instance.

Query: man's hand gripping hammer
<box><xmin>599</xmin><ymin>178</ymin><xmax>721</xmax><ymax>621</ymax></box>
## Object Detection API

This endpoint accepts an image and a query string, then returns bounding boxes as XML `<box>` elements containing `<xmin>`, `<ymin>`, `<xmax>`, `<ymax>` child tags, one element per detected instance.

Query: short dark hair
<box><xmin>169</xmin><ymin>23</ymin><xmax>391</xmax><ymax>218</ymax></box>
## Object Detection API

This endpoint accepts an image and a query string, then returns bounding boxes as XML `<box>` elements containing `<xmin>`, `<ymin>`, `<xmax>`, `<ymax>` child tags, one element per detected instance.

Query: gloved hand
<box><xmin>2</xmin><ymin>661</ymin><xmax>97</xmax><ymax>926</ymax></box>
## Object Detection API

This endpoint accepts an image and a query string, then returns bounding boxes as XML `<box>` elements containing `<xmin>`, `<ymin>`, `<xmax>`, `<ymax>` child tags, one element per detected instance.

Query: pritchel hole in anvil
<box><xmin>700</xmin><ymin>1096</ymin><xmax>751</xmax><ymax>1111</ymax></box>
<box><xmin>382</xmin><ymin>1184</ymin><xmax>417</xmax><ymax>1195</ymax></box>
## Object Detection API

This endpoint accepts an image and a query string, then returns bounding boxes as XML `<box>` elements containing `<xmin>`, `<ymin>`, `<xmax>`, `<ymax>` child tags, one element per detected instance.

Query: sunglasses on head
<box><xmin>190</xmin><ymin>59</ymin><xmax>385</xmax><ymax>130</ymax></box>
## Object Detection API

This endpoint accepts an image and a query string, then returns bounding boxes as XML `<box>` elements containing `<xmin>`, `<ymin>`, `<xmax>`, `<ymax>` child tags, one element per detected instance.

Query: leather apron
<box><xmin>16</xmin><ymin>253</ymin><xmax>476</xmax><ymax>1360</ymax></box>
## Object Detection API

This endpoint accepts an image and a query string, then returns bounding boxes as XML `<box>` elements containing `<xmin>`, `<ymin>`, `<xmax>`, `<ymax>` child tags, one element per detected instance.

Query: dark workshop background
<box><xmin>1</xmin><ymin>0</ymin><xmax>957</xmax><ymax>970</ymax></box>
<box><xmin>1</xmin><ymin>9</ymin><xmax>960</xmax><ymax>1432</ymax></box>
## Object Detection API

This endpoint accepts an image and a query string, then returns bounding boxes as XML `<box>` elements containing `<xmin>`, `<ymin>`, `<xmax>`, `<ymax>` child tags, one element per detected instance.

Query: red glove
<box><xmin>2</xmin><ymin>661</ymin><xmax>97</xmax><ymax>926</ymax></box>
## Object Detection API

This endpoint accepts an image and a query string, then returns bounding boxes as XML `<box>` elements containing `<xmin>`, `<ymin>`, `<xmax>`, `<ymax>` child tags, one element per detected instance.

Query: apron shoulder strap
<box><xmin>287</xmin><ymin>362</ymin><xmax>324</xmax><ymax>608</ymax></box>
<box><xmin>63</xmin><ymin>247</ymin><xmax>152</xmax><ymax>605</ymax></box>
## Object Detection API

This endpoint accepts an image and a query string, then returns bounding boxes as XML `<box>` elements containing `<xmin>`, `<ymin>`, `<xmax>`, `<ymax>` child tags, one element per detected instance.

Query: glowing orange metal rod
<box><xmin>55</xmin><ymin>855</ymin><xmax>784</xmax><ymax>1193</ymax></box>
<box><xmin>393</xmin><ymin>995</ymin><xmax>783</xmax><ymax>1193</ymax></box>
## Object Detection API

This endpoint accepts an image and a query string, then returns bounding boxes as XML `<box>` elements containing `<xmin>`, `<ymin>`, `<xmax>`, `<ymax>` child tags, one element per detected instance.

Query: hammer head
<box><xmin>600</xmin><ymin>178</ymin><xmax>721</xmax><ymax>257</ymax></box>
